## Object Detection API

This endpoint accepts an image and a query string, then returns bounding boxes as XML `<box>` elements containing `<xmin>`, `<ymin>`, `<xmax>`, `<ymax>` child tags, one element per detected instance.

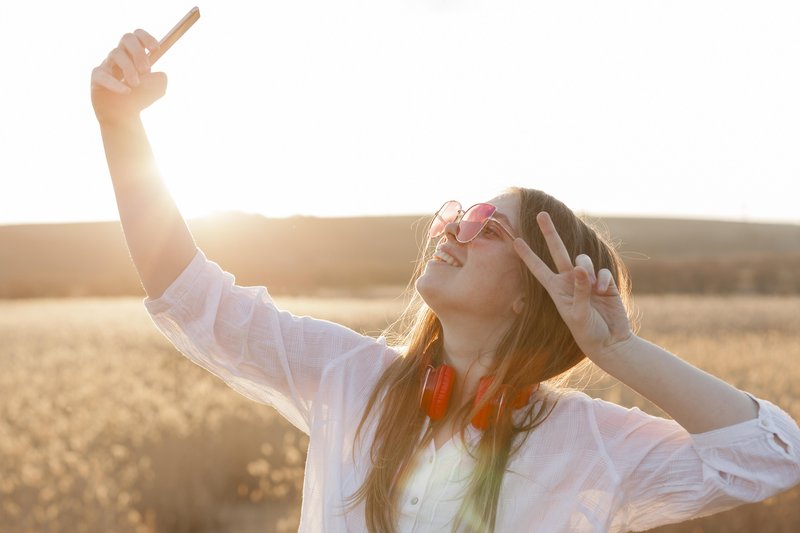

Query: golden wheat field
<box><xmin>1</xmin><ymin>295</ymin><xmax>798</xmax><ymax>532</ymax></box>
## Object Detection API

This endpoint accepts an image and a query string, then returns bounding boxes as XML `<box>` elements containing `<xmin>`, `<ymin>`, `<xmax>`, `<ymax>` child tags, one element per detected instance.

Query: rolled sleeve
<box><xmin>689</xmin><ymin>392</ymin><xmax>800</xmax><ymax>501</ymax></box>
<box><xmin>144</xmin><ymin>249</ymin><xmax>209</xmax><ymax>315</ymax></box>
<box><xmin>594</xmin><ymin>394</ymin><xmax>800</xmax><ymax>532</ymax></box>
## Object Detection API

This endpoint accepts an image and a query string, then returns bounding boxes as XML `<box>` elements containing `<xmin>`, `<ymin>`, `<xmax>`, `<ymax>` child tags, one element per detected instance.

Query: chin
<box><xmin>414</xmin><ymin>273</ymin><xmax>433</xmax><ymax>302</ymax></box>
<box><xmin>416</xmin><ymin>273</ymin><xmax>460</xmax><ymax>318</ymax></box>
<box><xmin>415</xmin><ymin>272</ymin><xmax>442</xmax><ymax>308</ymax></box>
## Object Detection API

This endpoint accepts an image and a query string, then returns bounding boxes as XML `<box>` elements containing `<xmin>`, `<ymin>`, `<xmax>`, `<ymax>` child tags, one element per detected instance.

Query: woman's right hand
<box><xmin>91</xmin><ymin>29</ymin><xmax>167</xmax><ymax>124</ymax></box>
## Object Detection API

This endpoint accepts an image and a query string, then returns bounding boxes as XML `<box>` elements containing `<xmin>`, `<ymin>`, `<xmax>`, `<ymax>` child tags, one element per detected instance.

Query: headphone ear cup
<box><xmin>427</xmin><ymin>365</ymin><xmax>454</xmax><ymax>421</ymax></box>
<box><xmin>422</xmin><ymin>366</ymin><xmax>538</xmax><ymax>427</ymax></box>
<box><xmin>471</xmin><ymin>375</ymin><xmax>494</xmax><ymax>430</ymax></box>
<box><xmin>471</xmin><ymin>379</ymin><xmax>538</xmax><ymax>430</ymax></box>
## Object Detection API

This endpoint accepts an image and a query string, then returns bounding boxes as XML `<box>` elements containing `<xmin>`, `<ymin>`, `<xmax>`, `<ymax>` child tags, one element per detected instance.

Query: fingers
<box><xmin>597</xmin><ymin>268</ymin><xmax>612</xmax><ymax>293</ymax></box>
<box><xmin>108</xmin><ymin>47</ymin><xmax>139</xmax><ymax>86</ymax></box>
<box><xmin>597</xmin><ymin>268</ymin><xmax>621</xmax><ymax>296</ymax></box>
<box><xmin>525</xmin><ymin>212</ymin><xmax>622</xmax><ymax>297</ymax></box>
<box><xmin>119</xmin><ymin>34</ymin><xmax>149</xmax><ymax>80</ymax></box>
<box><xmin>574</xmin><ymin>254</ymin><xmax>596</xmax><ymax>285</ymax></box>
<box><xmin>91</xmin><ymin>66</ymin><xmax>131</xmax><ymax>95</ymax></box>
<box><xmin>513</xmin><ymin>238</ymin><xmax>554</xmax><ymax>285</ymax></box>
<box><xmin>93</xmin><ymin>30</ymin><xmax>158</xmax><ymax>91</ymax></box>
<box><xmin>134</xmin><ymin>29</ymin><xmax>161</xmax><ymax>60</ymax></box>
<box><xmin>573</xmin><ymin>266</ymin><xmax>593</xmax><ymax>311</ymax></box>
<box><xmin>576</xmin><ymin>256</ymin><xmax>617</xmax><ymax>295</ymax></box>
<box><xmin>536</xmin><ymin>212</ymin><xmax>573</xmax><ymax>274</ymax></box>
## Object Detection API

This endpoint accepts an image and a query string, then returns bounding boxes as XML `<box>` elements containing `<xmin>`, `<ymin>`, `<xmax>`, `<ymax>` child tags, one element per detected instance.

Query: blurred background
<box><xmin>1</xmin><ymin>1</ymin><xmax>798</xmax><ymax>531</ymax></box>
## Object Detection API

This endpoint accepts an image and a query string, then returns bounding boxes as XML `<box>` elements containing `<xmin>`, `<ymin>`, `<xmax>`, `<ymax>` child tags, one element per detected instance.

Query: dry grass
<box><xmin>0</xmin><ymin>295</ymin><xmax>797</xmax><ymax>532</ymax></box>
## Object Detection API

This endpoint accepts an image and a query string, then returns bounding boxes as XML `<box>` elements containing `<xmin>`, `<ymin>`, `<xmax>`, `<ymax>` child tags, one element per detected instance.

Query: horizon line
<box><xmin>1</xmin><ymin>210</ymin><xmax>799</xmax><ymax>228</ymax></box>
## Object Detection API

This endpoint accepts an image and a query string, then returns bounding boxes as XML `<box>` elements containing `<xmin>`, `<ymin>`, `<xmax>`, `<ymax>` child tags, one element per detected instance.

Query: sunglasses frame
<box><xmin>429</xmin><ymin>200</ymin><xmax>518</xmax><ymax>243</ymax></box>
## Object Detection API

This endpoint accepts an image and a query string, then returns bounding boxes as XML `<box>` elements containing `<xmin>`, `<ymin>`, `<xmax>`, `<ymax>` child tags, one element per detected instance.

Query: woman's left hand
<box><xmin>513</xmin><ymin>212</ymin><xmax>633</xmax><ymax>360</ymax></box>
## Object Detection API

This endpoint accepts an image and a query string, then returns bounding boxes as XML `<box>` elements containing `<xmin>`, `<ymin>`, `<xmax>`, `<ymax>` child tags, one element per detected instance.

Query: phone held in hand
<box><xmin>148</xmin><ymin>6</ymin><xmax>201</xmax><ymax>66</ymax></box>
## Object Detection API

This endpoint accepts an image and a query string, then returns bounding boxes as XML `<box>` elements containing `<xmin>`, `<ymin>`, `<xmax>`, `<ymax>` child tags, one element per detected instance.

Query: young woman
<box><xmin>92</xmin><ymin>30</ymin><xmax>800</xmax><ymax>532</ymax></box>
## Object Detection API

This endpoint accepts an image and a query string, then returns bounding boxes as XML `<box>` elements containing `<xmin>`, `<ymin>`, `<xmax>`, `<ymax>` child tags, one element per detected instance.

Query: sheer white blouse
<box><xmin>145</xmin><ymin>250</ymin><xmax>800</xmax><ymax>532</ymax></box>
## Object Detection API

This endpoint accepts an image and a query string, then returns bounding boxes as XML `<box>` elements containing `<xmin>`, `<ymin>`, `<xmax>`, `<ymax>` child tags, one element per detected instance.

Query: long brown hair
<box><xmin>347</xmin><ymin>187</ymin><xmax>632</xmax><ymax>532</ymax></box>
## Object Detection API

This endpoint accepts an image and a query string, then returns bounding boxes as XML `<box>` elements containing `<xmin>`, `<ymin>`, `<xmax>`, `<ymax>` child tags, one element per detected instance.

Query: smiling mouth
<box><xmin>432</xmin><ymin>249</ymin><xmax>463</xmax><ymax>267</ymax></box>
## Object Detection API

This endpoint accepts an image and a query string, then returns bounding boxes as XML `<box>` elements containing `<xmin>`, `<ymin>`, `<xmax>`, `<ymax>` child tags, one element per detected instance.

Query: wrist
<box><xmin>96</xmin><ymin>112</ymin><xmax>143</xmax><ymax>130</ymax></box>
<box><xmin>588</xmin><ymin>332</ymin><xmax>639</xmax><ymax>367</ymax></box>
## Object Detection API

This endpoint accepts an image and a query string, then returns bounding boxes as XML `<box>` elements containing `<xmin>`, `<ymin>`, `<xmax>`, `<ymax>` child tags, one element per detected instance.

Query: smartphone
<box><xmin>148</xmin><ymin>6</ymin><xmax>201</xmax><ymax>66</ymax></box>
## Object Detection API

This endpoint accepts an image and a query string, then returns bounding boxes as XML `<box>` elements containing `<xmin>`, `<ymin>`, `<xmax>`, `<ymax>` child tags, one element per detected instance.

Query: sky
<box><xmin>1</xmin><ymin>1</ymin><xmax>799</xmax><ymax>226</ymax></box>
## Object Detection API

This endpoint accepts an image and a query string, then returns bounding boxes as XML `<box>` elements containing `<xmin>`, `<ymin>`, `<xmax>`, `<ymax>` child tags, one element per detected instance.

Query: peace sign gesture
<box><xmin>513</xmin><ymin>212</ymin><xmax>634</xmax><ymax>361</ymax></box>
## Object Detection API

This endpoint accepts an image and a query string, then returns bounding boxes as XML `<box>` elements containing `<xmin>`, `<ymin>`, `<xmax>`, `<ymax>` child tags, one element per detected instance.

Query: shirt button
<box><xmin>428</xmin><ymin>456</ymin><xmax>433</xmax><ymax>464</ymax></box>
<box><xmin>411</xmin><ymin>497</ymin><xmax>419</xmax><ymax>505</ymax></box>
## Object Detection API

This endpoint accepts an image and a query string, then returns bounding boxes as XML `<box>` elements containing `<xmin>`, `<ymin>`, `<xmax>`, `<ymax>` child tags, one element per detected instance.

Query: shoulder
<box><xmin>513</xmin><ymin>386</ymin><xmax>605</xmax><ymax>449</ymax></box>
<box><xmin>311</xmin><ymin>341</ymin><xmax>405</xmax><ymax>426</ymax></box>
<box><xmin>543</xmin><ymin>386</ymin><xmax>663</xmax><ymax>425</ymax></box>
<box><xmin>538</xmin><ymin>385</ymin><xmax>615</xmax><ymax>420</ymax></box>
<box><xmin>521</xmin><ymin>386</ymin><xmax>674</xmax><ymax>451</ymax></box>
<box><xmin>319</xmin><ymin>339</ymin><xmax>404</xmax><ymax>387</ymax></box>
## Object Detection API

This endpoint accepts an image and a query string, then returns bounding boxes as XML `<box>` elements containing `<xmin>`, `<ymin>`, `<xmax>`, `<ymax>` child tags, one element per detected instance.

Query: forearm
<box><xmin>100</xmin><ymin>116</ymin><xmax>196</xmax><ymax>299</ymax></box>
<box><xmin>593</xmin><ymin>335</ymin><xmax>758</xmax><ymax>434</ymax></box>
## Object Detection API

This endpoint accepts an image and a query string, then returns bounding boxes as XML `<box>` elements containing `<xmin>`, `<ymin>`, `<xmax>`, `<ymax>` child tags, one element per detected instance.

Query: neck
<box><xmin>436</xmin><ymin>313</ymin><xmax>511</xmax><ymax>408</ymax></box>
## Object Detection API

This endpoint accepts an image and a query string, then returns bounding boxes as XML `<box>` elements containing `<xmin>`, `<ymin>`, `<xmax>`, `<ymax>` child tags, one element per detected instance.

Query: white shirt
<box><xmin>145</xmin><ymin>250</ymin><xmax>800</xmax><ymax>532</ymax></box>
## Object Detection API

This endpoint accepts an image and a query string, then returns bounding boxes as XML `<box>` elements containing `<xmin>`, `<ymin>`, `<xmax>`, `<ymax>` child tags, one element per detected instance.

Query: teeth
<box><xmin>434</xmin><ymin>249</ymin><xmax>462</xmax><ymax>267</ymax></box>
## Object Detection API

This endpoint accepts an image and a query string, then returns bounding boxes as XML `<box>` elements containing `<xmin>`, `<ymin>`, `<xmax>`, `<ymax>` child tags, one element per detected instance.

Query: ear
<box><xmin>512</xmin><ymin>295</ymin><xmax>525</xmax><ymax>315</ymax></box>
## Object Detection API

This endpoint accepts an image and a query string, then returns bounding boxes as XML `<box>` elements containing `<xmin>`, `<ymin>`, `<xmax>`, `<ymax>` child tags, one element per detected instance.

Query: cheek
<box><xmin>495</xmin><ymin>260</ymin><xmax>526</xmax><ymax>296</ymax></box>
<box><xmin>473</xmin><ymin>260</ymin><xmax>524</xmax><ymax>301</ymax></box>
<box><xmin>497</xmin><ymin>268</ymin><xmax>524</xmax><ymax>298</ymax></box>
<box><xmin>487</xmin><ymin>251</ymin><xmax>524</xmax><ymax>282</ymax></box>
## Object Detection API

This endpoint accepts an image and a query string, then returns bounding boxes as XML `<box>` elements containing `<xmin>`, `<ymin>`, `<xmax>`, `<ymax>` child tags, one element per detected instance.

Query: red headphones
<box><xmin>419</xmin><ymin>364</ymin><xmax>538</xmax><ymax>430</ymax></box>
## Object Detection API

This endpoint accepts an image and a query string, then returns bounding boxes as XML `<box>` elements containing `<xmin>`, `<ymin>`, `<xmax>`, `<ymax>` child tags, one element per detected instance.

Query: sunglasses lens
<box><xmin>457</xmin><ymin>204</ymin><xmax>496</xmax><ymax>242</ymax></box>
<box><xmin>429</xmin><ymin>201</ymin><xmax>461</xmax><ymax>239</ymax></box>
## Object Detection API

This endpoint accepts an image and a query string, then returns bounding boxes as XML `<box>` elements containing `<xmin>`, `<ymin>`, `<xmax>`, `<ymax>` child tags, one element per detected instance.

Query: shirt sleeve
<box><xmin>592</xmin><ymin>392</ymin><xmax>800</xmax><ymax>532</ymax></box>
<box><xmin>144</xmin><ymin>249</ymin><xmax>386</xmax><ymax>435</ymax></box>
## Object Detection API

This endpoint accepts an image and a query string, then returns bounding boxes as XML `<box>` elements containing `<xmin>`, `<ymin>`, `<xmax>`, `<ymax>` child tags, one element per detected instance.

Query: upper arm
<box><xmin>145</xmin><ymin>250</ymin><xmax>386</xmax><ymax>433</ymax></box>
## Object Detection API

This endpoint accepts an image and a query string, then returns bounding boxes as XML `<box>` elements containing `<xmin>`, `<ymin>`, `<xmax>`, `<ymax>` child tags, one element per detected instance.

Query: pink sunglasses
<box><xmin>429</xmin><ymin>200</ymin><xmax>517</xmax><ymax>243</ymax></box>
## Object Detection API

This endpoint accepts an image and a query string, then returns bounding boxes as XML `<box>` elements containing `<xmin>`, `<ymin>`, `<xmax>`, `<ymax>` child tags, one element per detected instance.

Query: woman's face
<box><xmin>416</xmin><ymin>193</ymin><xmax>526</xmax><ymax>323</ymax></box>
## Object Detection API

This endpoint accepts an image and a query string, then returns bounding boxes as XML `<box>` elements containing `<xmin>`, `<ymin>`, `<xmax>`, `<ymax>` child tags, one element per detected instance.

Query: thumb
<box><xmin>134</xmin><ymin>71</ymin><xmax>168</xmax><ymax>109</ymax></box>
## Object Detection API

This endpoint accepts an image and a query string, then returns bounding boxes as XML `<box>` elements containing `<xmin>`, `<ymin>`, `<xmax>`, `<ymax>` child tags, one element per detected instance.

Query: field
<box><xmin>2</xmin><ymin>215</ymin><xmax>799</xmax><ymax>298</ymax></box>
<box><xmin>1</xmin><ymin>295</ymin><xmax>798</xmax><ymax>532</ymax></box>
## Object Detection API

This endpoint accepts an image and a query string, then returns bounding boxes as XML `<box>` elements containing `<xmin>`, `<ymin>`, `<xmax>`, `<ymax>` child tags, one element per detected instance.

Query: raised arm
<box><xmin>513</xmin><ymin>212</ymin><xmax>759</xmax><ymax>434</ymax></box>
<box><xmin>91</xmin><ymin>29</ymin><xmax>197</xmax><ymax>299</ymax></box>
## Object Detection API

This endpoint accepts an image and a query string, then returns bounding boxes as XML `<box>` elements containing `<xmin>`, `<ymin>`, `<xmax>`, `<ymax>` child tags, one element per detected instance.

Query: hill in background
<box><xmin>0</xmin><ymin>213</ymin><xmax>798</xmax><ymax>298</ymax></box>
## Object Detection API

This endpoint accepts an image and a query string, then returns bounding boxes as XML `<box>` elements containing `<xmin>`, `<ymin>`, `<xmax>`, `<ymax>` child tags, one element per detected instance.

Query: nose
<box><xmin>442</xmin><ymin>220</ymin><xmax>460</xmax><ymax>240</ymax></box>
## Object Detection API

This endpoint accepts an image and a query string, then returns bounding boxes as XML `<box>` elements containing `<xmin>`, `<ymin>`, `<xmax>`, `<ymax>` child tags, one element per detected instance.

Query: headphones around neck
<box><xmin>418</xmin><ymin>363</ymin><xmax>538</xmax><ymax>430</ymax></box>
